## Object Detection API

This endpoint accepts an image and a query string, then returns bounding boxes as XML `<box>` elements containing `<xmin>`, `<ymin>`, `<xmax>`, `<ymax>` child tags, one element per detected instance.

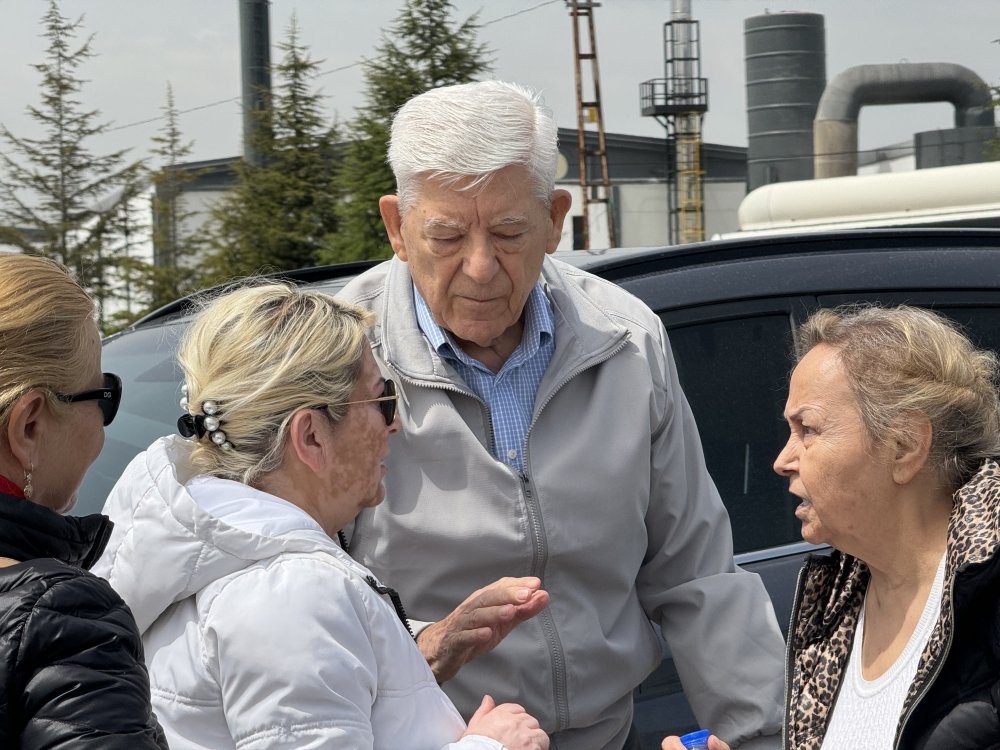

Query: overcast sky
<box><xmin>0</xmin><ymin>0</ymin><xmax>996</xmax><ymax>168</ymax></box>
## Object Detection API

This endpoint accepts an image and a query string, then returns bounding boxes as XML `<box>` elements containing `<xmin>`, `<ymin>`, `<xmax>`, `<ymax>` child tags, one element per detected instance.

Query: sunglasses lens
<box><xmin>102</xmin><ymin>373</ymin><xmax>122</xmax><ymax>426</ymax></box>
<box><xmin>381</xmin><ymin>380</ymin><xmax>397</xmax><ymax>426</ymax></box>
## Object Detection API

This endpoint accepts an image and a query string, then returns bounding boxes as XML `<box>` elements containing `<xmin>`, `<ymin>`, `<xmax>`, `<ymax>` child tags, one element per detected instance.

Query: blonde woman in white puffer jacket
<box><xmin>94</xmin><ymin>283</ymin><xmax>548</xmax><ymax>750</ymax></box>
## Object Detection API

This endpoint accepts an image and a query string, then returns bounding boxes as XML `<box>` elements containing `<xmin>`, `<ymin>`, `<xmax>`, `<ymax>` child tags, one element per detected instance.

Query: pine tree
<box><xmin>206</xmin><ymin>16</ymin><xmax>339</xmax><ymax>280</ymax></box>
<box><xmin>0</xmin><ymin>0</ymin><xmax>143</xmax><ymax>321</ymax></box>
<box><xmin>108</xmin><ymin>83</ymin><xmax>207</xmax><ymax>330</ymax></box>
<box><xmin>149</xmin><ymin>84</ymin><xmax>207</xmax><ymax>303</ymax></box>
<box><xmin>988</xmin><ymin>48</ymin><xmax>1000</xmax><ymax>159</ymax></box>
<box><xmin>321</xmin><ymin>0</ymin><xmax>491</xmax><ymax>263</ymax></box>
<box><xmin>98</xmin><ymin>178</ymin><xmax>149</xmax><ymax>332</ymax></box>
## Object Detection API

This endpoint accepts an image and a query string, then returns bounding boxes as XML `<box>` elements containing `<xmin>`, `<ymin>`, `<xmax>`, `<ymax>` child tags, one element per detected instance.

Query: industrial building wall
<box><xmin>180</xmin><ymin>179</ymin><xmax>746</xmax><ymax>255</ymax></box>
<box><xmin>173</xmin><ymin>189</ymin><xmax>226</xmax><ymax>249</ymax></box>
<box><xmin>703</xmin><ymin>181</ymin><xmax>746</xmax><ymax>237</ymax></box>
<box><xmin>557</xmin><ymin>179</ymin><xmax>745</xmax><ymax>250</ymax></box>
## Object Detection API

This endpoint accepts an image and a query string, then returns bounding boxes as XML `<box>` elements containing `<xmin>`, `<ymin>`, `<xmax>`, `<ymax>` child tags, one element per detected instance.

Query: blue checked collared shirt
<box><xmin>413</xmin><ymin>283</ymin><xmax>555</xmax><ymax>473</ymax></box>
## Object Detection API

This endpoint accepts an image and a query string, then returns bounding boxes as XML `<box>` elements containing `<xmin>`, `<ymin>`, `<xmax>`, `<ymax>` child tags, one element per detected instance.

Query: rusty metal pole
<box><xmin>567</xmin><ymin>0</ymin><xmax>616</xmax><ymax>251</ymax></box>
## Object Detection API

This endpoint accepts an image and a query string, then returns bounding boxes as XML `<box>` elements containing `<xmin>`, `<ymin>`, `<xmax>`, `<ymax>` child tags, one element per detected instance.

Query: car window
<box><xmin>817</xmin><ymin>293</ymin><xmax>1000</xmax><ymax>358</ymax></box>
<box><xmin>666</xmin><ymin>313</ymin><xmax>801</xmax><ymax>555</ymax></box>
<box><xmin>931</xmin><ymin>307</ymin><xmax>1000</xmax><ymax>357</ymax></box>
<box><xmin>77</xmin><ymin>324</ymin><xmax>187</xmax><ymax>516</ymax></box>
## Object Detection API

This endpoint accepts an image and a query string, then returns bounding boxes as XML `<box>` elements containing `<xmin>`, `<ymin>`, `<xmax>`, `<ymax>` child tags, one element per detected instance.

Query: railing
<box><xmin>639</xmin><ymin>77</ymin><xmax>708</xmax><ymax>117</ymax></box>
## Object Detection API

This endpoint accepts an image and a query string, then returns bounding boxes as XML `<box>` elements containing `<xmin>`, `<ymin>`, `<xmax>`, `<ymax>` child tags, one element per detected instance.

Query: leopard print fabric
<box><xmin>785</xmin><ymin>553</ymin><xmax>868</xmax><ymax>749</ymax></box>
<box><xmin>785</xmin><ymin>459</ymin><xmax>1000</xmax><ymax>749</ymax></box>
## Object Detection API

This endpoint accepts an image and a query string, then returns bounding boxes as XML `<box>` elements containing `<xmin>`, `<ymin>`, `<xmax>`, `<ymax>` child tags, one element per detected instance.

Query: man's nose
<box><xmin>464</xmin><ymin>236</ymin><xmax>499</xmax><ymax>283</ymax></box>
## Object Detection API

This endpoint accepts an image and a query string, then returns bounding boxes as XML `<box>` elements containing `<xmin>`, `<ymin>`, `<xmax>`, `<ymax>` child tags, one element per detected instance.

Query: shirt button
<box><xmin>507</xmin><ymin>449</ymin><xmax>518</xmax><ymax>461</ymax></box>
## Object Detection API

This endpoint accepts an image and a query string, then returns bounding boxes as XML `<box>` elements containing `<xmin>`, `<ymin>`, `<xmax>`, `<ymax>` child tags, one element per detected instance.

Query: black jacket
<box><xmin>0</xmin><ymin>492</ymin><xmax>167</xmax><ymax>749</ymax></box>
<box><xmin>786</xmin><ymin>460</ymin><xmax>1000</xmax><ymax>750</ymax></box>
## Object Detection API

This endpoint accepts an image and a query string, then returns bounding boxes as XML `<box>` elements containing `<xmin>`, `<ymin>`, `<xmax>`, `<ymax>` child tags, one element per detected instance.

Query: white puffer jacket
<box><xmin>93</xmin><ymin>435</ymin><xmax>503</xmax><ymax>750</ymax></box>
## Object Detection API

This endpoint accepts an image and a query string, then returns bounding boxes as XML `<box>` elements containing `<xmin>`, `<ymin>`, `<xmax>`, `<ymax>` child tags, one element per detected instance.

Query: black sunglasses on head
<box><xmin>56</xmin><ymin>372</ymin><xmax>123</xmax><ymax>426</ymax></box>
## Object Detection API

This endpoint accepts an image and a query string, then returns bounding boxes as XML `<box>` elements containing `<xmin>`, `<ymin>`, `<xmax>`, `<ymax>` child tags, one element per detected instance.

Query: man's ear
<box><xmin>892</xmin><ymin>413</ymin><xmax>933</xmax><ymax>485</ymax></box>
<box><xmin>5</xmin><ymin>390</ymin><xmax>45</xmax><ymax>473</ymax></box>
<box><xmin>545</xmin><ymin>189</ymin><xmax>573</xmax><ymax>254</ymax></box>
<box><xmin>379</xmin><ymin>195</ymin><xmax>409</xmax><ymax>262</ymax></box>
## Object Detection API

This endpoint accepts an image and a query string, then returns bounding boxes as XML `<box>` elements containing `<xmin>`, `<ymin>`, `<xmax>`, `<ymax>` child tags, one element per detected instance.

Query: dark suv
<box><xmin>82</xmin><ymin>227</ymin><xmax>1000</xmax><ymax>747</ymax></box>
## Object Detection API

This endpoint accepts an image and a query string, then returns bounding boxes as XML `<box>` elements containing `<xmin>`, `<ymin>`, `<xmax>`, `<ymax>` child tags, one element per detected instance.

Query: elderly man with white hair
<box><xmin>341</xmin><ymin>79</ymin><xmax>784</xmax><ymax>750</ymax></box>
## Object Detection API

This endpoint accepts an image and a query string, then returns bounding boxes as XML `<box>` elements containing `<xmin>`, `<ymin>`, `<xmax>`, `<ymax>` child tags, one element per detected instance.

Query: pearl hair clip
<box><xmin>177</xmin><ymin>383</ymin><xmax>234</xmax><ymax>450</ymax></box>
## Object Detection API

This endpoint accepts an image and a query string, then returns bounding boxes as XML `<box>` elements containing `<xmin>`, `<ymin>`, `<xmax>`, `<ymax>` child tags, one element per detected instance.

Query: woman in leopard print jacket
<box><xmin>664</xmin><ymin>305</ymin><xmax>1000</xmax><ymax>750</ymax></box>
<box><xmin>777</xmin><ymin>306</ymin><xmax>1000</xmax><ymax>750</ymax></box>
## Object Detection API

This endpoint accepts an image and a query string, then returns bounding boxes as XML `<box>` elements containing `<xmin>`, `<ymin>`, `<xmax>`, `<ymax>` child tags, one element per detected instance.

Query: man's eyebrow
<box><xmin>424</xmin><ymin>217</ymin><xmax>465</xmax><ymax>231</ymax></box>
<box><xmin>491</xmin><ymin>215</ymin><xmax>529</xmax><ymax>227</ymax></box>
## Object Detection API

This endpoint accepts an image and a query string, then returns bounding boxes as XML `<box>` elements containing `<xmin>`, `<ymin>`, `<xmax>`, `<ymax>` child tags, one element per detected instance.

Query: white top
<box><xmin>820</xmin><ymin>554</ymin><xmax>946</xmax><ymax>750</ymax></box>
<box><xmin>93</xmin><ymin>435</ymin><xmax>503</xmax><ymax>750</ymax></box>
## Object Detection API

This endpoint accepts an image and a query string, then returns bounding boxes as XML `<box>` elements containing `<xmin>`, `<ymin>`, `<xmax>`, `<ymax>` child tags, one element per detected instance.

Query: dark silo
<box><xmin>744</xmin><ymin>12</ymin><xmax>826</xmax><ymax>190</ymax></box>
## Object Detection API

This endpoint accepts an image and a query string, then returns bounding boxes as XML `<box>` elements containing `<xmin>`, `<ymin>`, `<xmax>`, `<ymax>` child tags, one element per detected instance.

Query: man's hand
<box><xmin>417</xmin><ymin>576</ymin><xmax>549</xmax><ymax>683</ymax></box>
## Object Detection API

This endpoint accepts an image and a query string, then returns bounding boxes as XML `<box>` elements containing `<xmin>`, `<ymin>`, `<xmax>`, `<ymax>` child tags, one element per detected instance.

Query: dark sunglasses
<box><xmin>339</xmin><ymin>379</ymin><xmax>398</xmax><ymax>426</ymax></box>
<box><xmin>55</xmin><ymin>372</ymin><xmax>123</xmax><ymax>426</ymax></box>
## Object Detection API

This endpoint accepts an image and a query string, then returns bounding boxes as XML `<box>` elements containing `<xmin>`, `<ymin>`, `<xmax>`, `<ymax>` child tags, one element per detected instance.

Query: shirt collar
<box><xmin>413</xmin><ymin>282</ymin><xmax>554</xmax><ymax>365</ymax></box>
<box><xmin>0</xmin><ymin>474</ymin><xmax>24</xmax><ymax>499</ymax></box>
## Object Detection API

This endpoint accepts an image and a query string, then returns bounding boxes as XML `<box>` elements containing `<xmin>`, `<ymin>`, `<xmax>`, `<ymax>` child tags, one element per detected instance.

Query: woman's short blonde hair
<box><xmin>178</xmin><ymin>282</ymin><xmax>375</xmax><ymax>486</ymax></box>
<box><xmin>0</xmin><ymin>253</ymin><xmax>97</xmax><ymax>429</ymax></box>
<box><xmin>796</xmin><ymin>304</ymin><xmax>1000</xmax><ymax>490</ymax></box>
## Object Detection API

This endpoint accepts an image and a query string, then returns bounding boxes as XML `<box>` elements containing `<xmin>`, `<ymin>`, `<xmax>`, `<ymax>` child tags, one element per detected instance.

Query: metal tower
<box><xmin>640</xmin><ymin>0</ymin><xmax>708</xmax><ymax>245</ymax></box>
<box><xmin>566</xmin><ymin>0</ymin><xmax>617</xmax><ymax>250</ymax></box>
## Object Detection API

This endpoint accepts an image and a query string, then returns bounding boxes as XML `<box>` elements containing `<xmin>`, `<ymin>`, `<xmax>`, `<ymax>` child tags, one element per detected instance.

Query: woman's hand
<box><xmin>661</xmin><ymin>734</ymin><xmax>731</xmax><ymax>750</ymax></box>
<box><xmin>464</xmin><ymin>694</ymin><xmax>549</xmax><ymax>750</ymax></box>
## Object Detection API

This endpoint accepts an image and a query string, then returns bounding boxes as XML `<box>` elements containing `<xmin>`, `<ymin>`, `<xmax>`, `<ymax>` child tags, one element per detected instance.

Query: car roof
<box><xmin>117</xmin><ymin>227</ymin><xmax>1000</xmax><ymax>334</ymax></box>
<box><xmin>604</xmin><ymin>226</ymin><xmax>1000</xmax><ymax>313</ymax></box>
<box><xmin>121</xmin><ymin>258</ymin><xmax>382</xmax><ymax>330</ymax></box>
<box><xmin>574</xmin><ymin>226</ymin><xmax>1000</xmax><ymax>278</ymax></box>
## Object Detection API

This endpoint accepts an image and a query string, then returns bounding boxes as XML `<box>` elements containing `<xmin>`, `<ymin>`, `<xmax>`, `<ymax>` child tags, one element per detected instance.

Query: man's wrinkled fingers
<box><xmin>464</xmin><ymin>603</ymin><xmax>517</xmax><ymax>629</ymax></box>
<box><xmin>476</xmin><ymin>576</ymin><xmax>542</xmax><ymax>596</ymax></box>
<box><xmin>460</xmin><ymin>586</ymin><xmax>517</xmax><ymax>613</ymax></box>
<box><xmin>446</xmin><ymin>624</ymin><xmax>495</xmax><ymax>646</ymax></box>
<box><xmin>510</xmin><ymin>590</ymin><xmax>550</xmax><ymax>620</ymax></box>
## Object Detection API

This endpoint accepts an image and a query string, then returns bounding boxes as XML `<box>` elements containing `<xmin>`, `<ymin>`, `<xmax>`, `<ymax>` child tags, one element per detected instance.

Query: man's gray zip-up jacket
<box><xmin>341</xmin><ymin>256</ymin><xmax>784</xmax><ymax>750</ymax></box>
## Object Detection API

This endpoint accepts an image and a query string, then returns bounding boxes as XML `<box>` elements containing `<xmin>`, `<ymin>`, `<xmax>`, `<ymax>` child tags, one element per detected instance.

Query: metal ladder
<box><xmin>567</xmin><ymin>0</ymin><xmax>617</xmax><ymax>250</ymax></box>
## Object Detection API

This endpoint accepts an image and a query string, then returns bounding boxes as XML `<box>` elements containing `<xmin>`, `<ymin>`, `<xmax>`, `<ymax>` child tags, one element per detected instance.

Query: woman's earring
<box><xmin>23</xmin><ymin>465</ymin><xmax>33</xmax><ymax>500</ymax></box>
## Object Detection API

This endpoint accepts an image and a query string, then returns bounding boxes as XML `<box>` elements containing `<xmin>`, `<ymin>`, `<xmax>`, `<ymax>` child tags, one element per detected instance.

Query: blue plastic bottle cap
<box><xmin>679</xmin><ymin>729</ymin><xmax>712</xmax><ymax>749</ymax></box>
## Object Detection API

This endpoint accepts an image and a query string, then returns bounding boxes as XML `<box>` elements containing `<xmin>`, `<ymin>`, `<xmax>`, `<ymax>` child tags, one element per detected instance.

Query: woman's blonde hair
<box><xmin>0</xmin><ymin>253</ymin><xmax>97</xmax><ymax>429</ymax></box>
<box><xmin>178</xmin><ymin>282</ymin><xmax>375</xmax><ymax>486</ymax></box>
<box><xmin>796</xmin><ymin>304</ymin><xmax>1000</xmax><ymax>490</ymax></box>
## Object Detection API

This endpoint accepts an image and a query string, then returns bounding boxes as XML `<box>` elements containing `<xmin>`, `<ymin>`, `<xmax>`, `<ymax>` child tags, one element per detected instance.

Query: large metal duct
<box><xmin>814</xmin><ymin>62</ymin><xmax>994</xmax><ymax>178</ymax></box>
<box><xmin>744</xmin><ymin>12</ymin><xmax>826</xmax><ymax>191</ymax></box>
